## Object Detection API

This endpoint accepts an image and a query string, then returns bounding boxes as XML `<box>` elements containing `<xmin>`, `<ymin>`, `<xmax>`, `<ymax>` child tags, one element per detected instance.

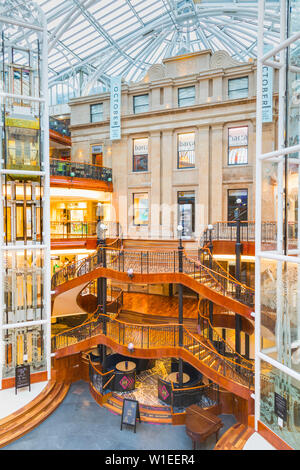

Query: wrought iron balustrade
<box><xmin>52</xmin><ymin>314</ymin><xmax>254</xmax><ymax>389</ymax></box>
<box><xmin>50</xmin><ymin>158</ymin><xmax>112</xmax><ymax>182</ymax></box>
<box><xmin>51</xmin><ymin>247</ymin><xmax>254</xmax><ymax>308</ymax></box>
<box><xmin>50</xmin><ymin>220</ymin><xmax>120</xmax><ymax>239</ymax></box>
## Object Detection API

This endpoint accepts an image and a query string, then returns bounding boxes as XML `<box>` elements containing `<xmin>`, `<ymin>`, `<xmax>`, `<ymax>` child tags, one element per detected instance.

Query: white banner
<box><xmin>262</xmin><ymin>44</ymin><xmax>273</xmax><ymax>123</ymax></box>
<box><xmin>110</xmin><ymin>76</ymin><xmax>121</xmax><ymax>140</ymax></box>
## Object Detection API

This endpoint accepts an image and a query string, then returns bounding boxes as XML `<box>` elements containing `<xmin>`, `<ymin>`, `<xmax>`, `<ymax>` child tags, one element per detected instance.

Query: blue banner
<box><xmin>262</xmin><ymin>44</ymin><xmax>273</xmax><ymax>123</ymax></box>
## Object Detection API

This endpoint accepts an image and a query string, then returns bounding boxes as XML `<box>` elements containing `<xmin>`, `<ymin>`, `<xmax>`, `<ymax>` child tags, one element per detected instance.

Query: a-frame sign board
<box><xmin>120</xmin><ymin>398</ymin><xmax>141</xmax><ymax>433</ymax></box>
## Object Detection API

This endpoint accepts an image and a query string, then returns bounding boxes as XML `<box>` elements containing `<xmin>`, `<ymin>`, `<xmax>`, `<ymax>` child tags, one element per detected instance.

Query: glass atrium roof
<box><xmin>1</xmin><ymin>0</ymin><xmax>281</xmax><ymax>98</ymax></box>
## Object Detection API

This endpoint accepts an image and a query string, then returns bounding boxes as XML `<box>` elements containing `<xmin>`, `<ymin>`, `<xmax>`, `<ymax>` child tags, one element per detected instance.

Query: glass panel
<box><xmin>228</xmin><ymin>77</ymin><xmax>248</xmax><ymax>99</ymax></box>
<box><xmin>261</xmin><ymin>160</ymin><xmax>278</xmax><ymax>250</ymax></box>
<box><xmin>260</xmin><ymin>259</ymin><xmax>300</xmax><ymax>375</ymax></box>
<box><xmin>6</xmin><ymin>127</ymin><xmax>39</xmax><ymax>170</ymax></box>
<box><xmin>178</xmin><ymin>191</ymin><xmax>195</xmax><ymax>237</ymax></box>
<box><xmin>3</xmin><ymin>250</ymin><xmax>44</xmax><ymax>324</ymax></box>
<box><xmin>2</xmin><ymin>325</ymin><xmax>47</xmax><ymax>379</ymax></box>
<box><xmin>133</xmin><ymin>193</ymin><xmax>149</xmax><ymax>225</ymax></box>
<box><xmin>227</xmin><ymin>189</ymin><xmax>248</xmax><ymax>221</ymax></box>
<box><xmin>178</xmin><ymin>86</ymin><xmax>195</xmax><ymax>107</ymax></box>
<box><xmin>16</xmin><ymin>205</ymin><xmax>24</xmax><ymax>239</ymax></box>
<box><xmin>260</xmin><ymin>360</ymin><xmax>300</xmax><ymax>450</ymax></box>
<box><xmin>178</xmin><ymin>133</ymin><xmax>195</xmax><ymax>168</ymax></box>
<box><xmin>90</xmin><ymin>103</ymin><xmax>103</xmax><ymax>122</ymax></box>
<box><xmin>133</xmin><ymin>94</ymin><xmax>149</xmax><ymax>113</ymax></box>
<box><xmin>228</xmin><ymin>127</ymin><xmax>248</xmax><ymax>165</ymax></box>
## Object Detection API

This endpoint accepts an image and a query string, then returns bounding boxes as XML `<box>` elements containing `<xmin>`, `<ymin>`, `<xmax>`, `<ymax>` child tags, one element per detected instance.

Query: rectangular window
<box><xmin>91</xmin><ymin>144</ymin><xmax>103</xmax><ymax>166</ymax></box>
<box><xmin>228</xmin><ymin>77</ymin><xmax>248</xmax><ymax>99</ymax></box>
<box><xmin>178</xmin><ymin>133</ymin><xmax>195</xmax><ymax>169</ymax></box>
<box><xmin>228</xmin><ymin>126</ymin><xmax>248</xmax><ymax>165</ymax></box>
<box><xmin>133</xmin><ymin>94</ymin><xmax>149</xmax><ymax>114</ymax></box>
<box><xmin>133</xmin><ymin>193</ymin><xmax>149</xmax><ymax>225</ymax></box>
<box><xmin>90</xmin><ymin>103</ymin><xmax>103</xmax><ymax>123</ymax></box>
<box><xmin>178</xmin><ymin>191</ymin><xmax>195</xmax><ymax>237</ymax></box>
<box><xmin>178</xmin><ymin>86</ymin><xmax>195</xmax><ymax>107</ymax></box>
<box><xmin>133</xmin><ymin>138</ymin><xmax>148</xmax><ymax>172</ymax></box>
<box><xmin>228</xmin><ymin>189</ymin><xmax>248</xmax><ymax>221</ymax></box>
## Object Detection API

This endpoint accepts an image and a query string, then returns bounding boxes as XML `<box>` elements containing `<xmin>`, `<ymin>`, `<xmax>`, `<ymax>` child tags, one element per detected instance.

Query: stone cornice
<box><xmin>69</xmin><ymin>96</ymin><xmax>258</xmax><ymax>131</ymax></box>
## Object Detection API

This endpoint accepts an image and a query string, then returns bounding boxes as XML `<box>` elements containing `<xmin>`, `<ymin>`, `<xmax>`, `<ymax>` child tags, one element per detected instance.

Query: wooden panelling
<box><xmin>54</xmin><ymin>333</ymin><xmax>253</xmax><ymax>401</ymax></box>
<box><xmin>257</xmin><ymin>420</ymin><xmax>294</xmax><ymax>450</ymax></box>
<box><xmin>2</xmin><ymin>371</ymin><xmax>48</xmax><ymax>390</ymax></box>
<box><xmin>53</xmin><ymin>268</ymin><xmax>253</xmax><ymax>320</ymax></box>
<box><xmin>50</xmin><ymin>175</ymin><xmax>113</xmax><ymax>192</ymax></box>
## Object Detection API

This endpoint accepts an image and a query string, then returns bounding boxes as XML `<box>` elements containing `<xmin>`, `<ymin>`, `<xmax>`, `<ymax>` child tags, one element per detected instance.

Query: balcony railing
<box><xmin>50</xmin><ymin>221</ymin><xmax>121</xmax><ymax>239</ymax></box>
<box><xmin>50</xmin><ymin>158</ymin><xmax>112</xmax><ymax>182</ymax></box>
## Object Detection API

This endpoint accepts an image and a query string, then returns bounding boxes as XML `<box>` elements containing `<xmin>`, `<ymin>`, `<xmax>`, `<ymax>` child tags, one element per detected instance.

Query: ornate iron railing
<box><xmin>51</xmin><ymin>247</ymin><xmax>254</xmax><ymax>308</ymax></box>
<box><xmin>200</xmin><ymin>220</ymin><xmax>298</xmax><ymax>247</ymax></box>
<box><xmin>50</xmin><ymin>221</ymin><xmax>121</xmax><ymax>239</ymax></box>
<box><xmin>50</xmin><ymin>158</ymin><xmax>112</xmax><ymax>182</ymax></box>
<box><xmin>52</xmin><ymin>314</ymin><xmax>254</xmax><ymax>389</ymax></box>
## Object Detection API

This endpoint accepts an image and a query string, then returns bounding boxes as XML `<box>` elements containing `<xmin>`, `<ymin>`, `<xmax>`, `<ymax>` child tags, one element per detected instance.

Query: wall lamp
<box><xmin>127</xmin><ymin>268</ymin><xmax>134</xmax><ymax>279</ymax></box>
<box><xmin>128</xmin><ymin>342</ymin><xmax>134</xmax><ymax>353</ymax></box>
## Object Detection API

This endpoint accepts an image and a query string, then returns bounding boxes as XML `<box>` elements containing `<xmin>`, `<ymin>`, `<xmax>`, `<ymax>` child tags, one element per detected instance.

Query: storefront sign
<box><xmin>262</xmin><ymin>44</ymin><xmax>273</xmax><ymax>123</ymax></box>
<box><xmin>133</xmin><ymin>138</ymin><xmax>148</xmax><ymax>155</ymax></box>
<box><xmin>228</xmin><ymin>127</ymin><xmax>248</xmax><ymax>147</ymax></box>
<box><xmin>178</xmin><ymin>133</ymin><xmax>195</xmax><ymax>152</ymax></box>
<box><xmin>110</xmin><ymin>77</ymin><xmax>121</xmax><ymax>140</ymax></box>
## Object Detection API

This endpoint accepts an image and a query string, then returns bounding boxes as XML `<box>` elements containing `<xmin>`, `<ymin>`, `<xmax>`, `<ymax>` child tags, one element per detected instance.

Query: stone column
<box><xmin>111</xmin><ymin>138</ymin><xmax>128</xmax><ymax>237</ymax></box>
<box><xmin>210</xmin><ymin>125</ymin><xmax>224</xmax><ymax>223</ymax></box>
<box><xmin>150</xmin><ymin>131</ymin><xmax>161</xmax><ymax>238</ymax></box>
<box><xmin>161</xmin><ymin>130</ymin><xmax>174</xmax><ymax>238</ymax></box>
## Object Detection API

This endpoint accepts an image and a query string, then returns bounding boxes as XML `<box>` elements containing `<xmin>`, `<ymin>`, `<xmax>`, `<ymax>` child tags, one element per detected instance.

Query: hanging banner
<box><xmin>262</xmin><ymin>44</ymin><xmax>273</xmax><ymax>123</ymax></box>
<box><xmin>110</xmin><ymin>76</ymin><xmax>122</xmax><ymax>140</ymax></box>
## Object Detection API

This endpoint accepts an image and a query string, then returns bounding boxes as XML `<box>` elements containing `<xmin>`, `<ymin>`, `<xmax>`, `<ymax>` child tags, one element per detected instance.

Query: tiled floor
<box><xmin>2</xmin><ymin>381</ymin><xmax>236</xmax><ymax>450</ymax></box>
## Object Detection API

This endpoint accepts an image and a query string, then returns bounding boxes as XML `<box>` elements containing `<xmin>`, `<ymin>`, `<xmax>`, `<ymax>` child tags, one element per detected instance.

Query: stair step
<box><xmin>0</xmin><ymin>382</ymin><xmax>69</xmax><ymax>448</ymax></box>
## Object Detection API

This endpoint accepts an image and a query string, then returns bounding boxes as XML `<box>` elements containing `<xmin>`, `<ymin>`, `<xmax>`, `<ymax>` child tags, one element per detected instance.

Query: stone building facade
<box><xmin>69</xmin><ymin>50</ymin><xmax>278</xmax><ymax>239</ymax></box>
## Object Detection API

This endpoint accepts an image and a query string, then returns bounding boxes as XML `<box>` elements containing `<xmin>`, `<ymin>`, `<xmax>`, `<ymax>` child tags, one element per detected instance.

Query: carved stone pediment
<box><xmin>144</xmin><ymin>63</ymin><xmax>168</xmax><ymax>82</ymax></box>
<box><xmin>211</xmin><ymin>50</ymin><xmax>245</xmax><ymax>69</ymax></box>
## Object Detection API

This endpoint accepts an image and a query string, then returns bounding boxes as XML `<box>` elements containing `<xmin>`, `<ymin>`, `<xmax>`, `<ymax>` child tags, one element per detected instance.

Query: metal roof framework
<box><xmin>1</xmin><ymin>0</ymin><xmax>282</xmax><ymax>102</ymax></box>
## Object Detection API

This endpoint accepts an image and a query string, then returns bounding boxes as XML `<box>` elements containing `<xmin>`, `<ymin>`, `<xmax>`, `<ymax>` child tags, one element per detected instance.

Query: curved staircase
<box><xmin>0</xmin><ymin>381</ymin><xmax>70</xmax><ymax>448</ymax></box>
<box><xmin>103</xmin><ymin>392</ymin><xmax>173</xmax><ymax>425</ymax></box>
<box><xmin>214</xmin><ymin>422</ymin><xmax>254</xmax><ymax>450</ymax></box>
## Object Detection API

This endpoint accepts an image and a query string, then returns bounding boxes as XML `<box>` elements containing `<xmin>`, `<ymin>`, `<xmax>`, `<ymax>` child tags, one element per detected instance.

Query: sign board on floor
<box><xmin>15</xmin><ymin>363</ymin><xmax>31</xmax><ymax>395</ymax></box>
<box><xmin>120</xmin><ymin>398</ymin><xmax>140</xmax><ymax>433</ymax></box>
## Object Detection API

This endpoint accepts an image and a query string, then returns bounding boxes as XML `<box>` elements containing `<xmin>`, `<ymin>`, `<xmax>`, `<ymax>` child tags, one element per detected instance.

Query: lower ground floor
<box><xmin>0</xmin><ymin>380</ymin><xmax>275</xmax><ymax>451</ymax></box>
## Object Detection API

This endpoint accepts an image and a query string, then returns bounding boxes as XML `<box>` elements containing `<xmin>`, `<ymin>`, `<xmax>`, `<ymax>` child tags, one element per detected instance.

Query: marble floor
<box><xmin>0</xmin><ymin>381</ymin><xmax>48</xmax><ymax>420</ymax></box>
<box><xmin>1</xmin><ymin>380</ymin><xmax>237</xmax><ymax>451</ymax></box>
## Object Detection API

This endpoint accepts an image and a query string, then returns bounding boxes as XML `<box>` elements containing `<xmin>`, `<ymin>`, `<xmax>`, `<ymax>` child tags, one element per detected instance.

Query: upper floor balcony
<box><xmin>50</xmin><ymin>158</ymin><xmax>113</xmax><ymax>192</ymax></box>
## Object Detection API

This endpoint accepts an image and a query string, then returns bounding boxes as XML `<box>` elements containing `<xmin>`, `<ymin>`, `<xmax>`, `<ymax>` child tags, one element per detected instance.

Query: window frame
<box><xmin>178</xmin><ymin>86</ymin><xmax>196</xmax><ymax>108</ymax></box>
<box><xmin>228</xmin><ymin>76</ymin><xmax>249</xmax><ymax>100</ymax></box>
<box><xmin>227</xmin><ymin>188</ymin><xmax>248</xmax><ymax>222</ymax></box>
<box><xmin>177</xmin><ymin>132</ymin><xmax>196</xmax><ymax>169</ymax></box>
<box><xmin>132</xmin><ymin>137</ymin><xmax>148</xmax><ymax>172</ymax></box>
<box><xmin>90</xmin><ymin>103</ymin><xmax>103</xmax><ymax>123</ymax></box>
<box><xmin>227</xmin><ymin>126</ymin><xmax>248</xmax><ymax>166</ymax></box>
<box><xmin>133</xmin><ymin>94</ymin><xmax>149</xmax><ymax>114</ymax></box>
<box><xmin>133</xmin><ymin>192</ymin><xmax>149</xmax><ymax>226</ymax></box>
